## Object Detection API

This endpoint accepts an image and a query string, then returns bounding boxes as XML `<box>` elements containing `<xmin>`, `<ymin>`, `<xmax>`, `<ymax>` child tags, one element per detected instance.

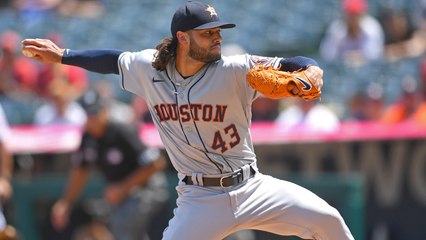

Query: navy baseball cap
<box><xmin>171</xmin><ymin>1</ymin><xmax>236</xmax><ymax>37</ymax></box>
<box><xmin>79</xmin><ymin>90</ymin><xmax>106</xmax><ymax>115</ymax></box>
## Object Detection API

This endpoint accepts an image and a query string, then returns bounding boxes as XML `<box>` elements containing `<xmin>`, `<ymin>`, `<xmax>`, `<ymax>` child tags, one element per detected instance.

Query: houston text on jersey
<box><xmin>153</xmin><ymin>103</ymin><xmax>227</xmax><ymax>122</ymax></box>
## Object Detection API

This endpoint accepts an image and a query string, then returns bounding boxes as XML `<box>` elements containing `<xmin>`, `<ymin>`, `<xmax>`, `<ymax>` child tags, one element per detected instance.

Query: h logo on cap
<box><xmin>205</xmin><ymin>5</ymin><xmax>217</xmax><ymax>17</ymax></box>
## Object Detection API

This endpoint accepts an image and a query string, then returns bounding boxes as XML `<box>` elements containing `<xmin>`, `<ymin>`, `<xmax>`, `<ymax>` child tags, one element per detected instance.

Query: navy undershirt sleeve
<box><xmin>61</xmin><ymin>49</ymin><xmax>124</xmax><ymax>74</ymax></box>
<box><xmin>279</xmin><ymin>56</ymin><xmax>318</xmax><ymax>72</ymax></box>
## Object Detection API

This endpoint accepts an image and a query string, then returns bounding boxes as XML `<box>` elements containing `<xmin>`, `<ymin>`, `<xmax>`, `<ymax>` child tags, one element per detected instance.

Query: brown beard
<box><xmin>188</xmin><ymin>34</ymin><xmax>221</xmax><ymax>63</ymax></box>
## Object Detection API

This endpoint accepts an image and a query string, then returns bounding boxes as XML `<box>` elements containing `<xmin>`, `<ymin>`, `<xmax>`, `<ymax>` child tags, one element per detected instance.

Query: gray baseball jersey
<box><xmin>117</xmin><ymin>49</ymin><xmax>354</xmax><ymax>240</ymax></box>
<box><xmin>118</xmin><ymin>49</ymin><xmax>279</xmax><ymax>177</ymax></box>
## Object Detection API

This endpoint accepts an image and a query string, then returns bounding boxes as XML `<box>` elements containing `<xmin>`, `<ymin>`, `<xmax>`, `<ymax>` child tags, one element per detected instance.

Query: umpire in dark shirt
<box><xmin>50</xmin><ymin>90</ymin><xmax>169</xmax><ymax>240</ymax></box>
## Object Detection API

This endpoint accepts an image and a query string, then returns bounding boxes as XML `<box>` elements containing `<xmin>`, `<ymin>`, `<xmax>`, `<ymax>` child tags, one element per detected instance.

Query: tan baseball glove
<box><xmin>247</xmin><ymin>64</ymin><xmax>321</xmax><ymax>100</ymax></box>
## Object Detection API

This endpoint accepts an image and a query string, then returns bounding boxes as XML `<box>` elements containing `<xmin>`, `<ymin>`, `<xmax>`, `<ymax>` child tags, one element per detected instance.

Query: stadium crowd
<box><xmin>1</xmin><ymin>0</ymin><xmax>426</xmax><ymax>239</ymax></box>
<box><xmin>0</xmin><ymin>0</ymin><xmax>425</xmax><ymax>127</ymax></box>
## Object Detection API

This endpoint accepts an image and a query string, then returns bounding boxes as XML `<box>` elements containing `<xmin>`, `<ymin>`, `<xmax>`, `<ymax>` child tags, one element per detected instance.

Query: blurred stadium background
<box><xmin>1</xmin><ymin>0</ymin><xmax>426</xmax><ymax>239</ymax></box>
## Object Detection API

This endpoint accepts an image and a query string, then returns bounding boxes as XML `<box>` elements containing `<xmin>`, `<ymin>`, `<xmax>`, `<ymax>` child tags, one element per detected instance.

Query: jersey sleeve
<box><xmin>117</xmin><ymin>49</ymin><xmax>157</xmax><ymax>98</ymax></box>
<box><xmin>62</xmin><ymin>49</ymin><xmax>123</xmax><ymax>74</ymax></box>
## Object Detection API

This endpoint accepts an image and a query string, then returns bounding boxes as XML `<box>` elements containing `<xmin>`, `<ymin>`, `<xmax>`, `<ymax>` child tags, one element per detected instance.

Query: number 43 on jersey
<box><xmin>212</xmin><ymin>124</ymin><xmax>240</xmax><ymax>153</ymax></box>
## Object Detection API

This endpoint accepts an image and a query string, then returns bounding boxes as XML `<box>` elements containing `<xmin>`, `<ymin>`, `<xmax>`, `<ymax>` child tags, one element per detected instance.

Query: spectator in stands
<box><xmin>37</xmin><ymin>61</ymin><xmax>88</xmax><ymax>100</ymax></box>
<box><xmin>50</xmin><ymin>90</ymin><xmax>169</xmax><ymax>240</ymax></box>
<box><xmin>57</xmin><ymin>0</ymin><xmax>104</xmax><ymax>19</ymax></box>
<box><xmin>251</xmin><ymin>95</ymin><xmax>280</xmax><ymax>122</ymax></box>
<box><xmin>131</xmin><ymin>95</ymin><xmax>153</xmax><ymax>126</ymax></box>
<box><xmin>346</xmin><ymin>82</ymin><xmax>384</xmax><ymax>122</ymax></box>
<box><xmin>0</xmin><ymin>30</ymin><xmax>39</xmax><ymax>99</ymax></box>
<box><xmin>276</xmin><ymin>99</ymin><xmax>340</xmax><ymax>132</ymax></box>
<box><xmin>380</xmin><ymin>8</ymin><xmax>423</xmax><ymax>61</ymax></box>
<box><xmin>0</xmin><ymin>103</ymin><xmax>18</xmax><ymax>240</ymax></box>
<box><xmin>11</xmin><ymin>0</ymin><xmax>62</xmax><ymax>22</ymax></box>
<box><xmin>33</xmin><ymin>76</ymin><xmax>87</xmax><ymax>126</ymax></box>
<box><xmin>400</xmin><ymin>0</ymin><xmax>426</xmax><ymax>59</ymax></box>
<box><xmin>380</xmin><ymin>76</ymin><xmax>426</xmax><ymax>126</ymax></box>
<box><xmin>36</xmin><ymin>33</ymin><xmax>88</xmax><ymax>100</ymax></box>
<box><xmin>319</xmin><ymin>0</ymin><xmax>385</xmax><ymax>66</ymax></box>
<box><xmin>95</xmin><ymin>80</ymin><xmax>134</xmax><ymax>125</ymax></box>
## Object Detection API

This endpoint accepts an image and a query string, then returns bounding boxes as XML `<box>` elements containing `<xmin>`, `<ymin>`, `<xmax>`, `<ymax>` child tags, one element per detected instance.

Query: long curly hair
<box><xmin>152</xmin><ymin>37</ymin><xmax>178</xmax><ymax>71</ymax></box>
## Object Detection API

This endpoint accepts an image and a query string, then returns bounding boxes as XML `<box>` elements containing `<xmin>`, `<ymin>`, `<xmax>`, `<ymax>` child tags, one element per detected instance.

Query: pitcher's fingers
<box><xmin>22</xmin><ymin>44</ymin><xmax>41</xmax><ymax>51</ymax></box>
<box><xmin>22</xmin><ymin>45</ymin><xmax>44</xmax><ymax>57</ymax></box>
<box><xmin>21</xmin><ymin>39</ymin><xmax>46</xmax><ymax>47</ymax></box>
<box><xmin>287</xmin><ymin>82</ymin><xmax>300</xmax><ymax>95</ymax></box>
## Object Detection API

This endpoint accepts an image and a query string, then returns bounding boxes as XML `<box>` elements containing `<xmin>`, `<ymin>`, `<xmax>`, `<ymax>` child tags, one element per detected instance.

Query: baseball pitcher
<box><xmin>21</xmin><ymin>1</ymin><xmax>354</xmax><ymax>239</ymax></box>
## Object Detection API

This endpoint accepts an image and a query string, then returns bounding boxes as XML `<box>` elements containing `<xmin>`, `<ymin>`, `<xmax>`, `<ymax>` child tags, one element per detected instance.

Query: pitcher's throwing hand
<box><xmin>21</xmin><ymin>38</ymin><xmax>64</xmax><ymax>63</ymax></box>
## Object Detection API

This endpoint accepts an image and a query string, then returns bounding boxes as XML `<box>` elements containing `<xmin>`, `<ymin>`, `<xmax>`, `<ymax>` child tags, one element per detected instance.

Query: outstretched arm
<box><xmin>21</xmin><ymin>38</ymin><xmax>123</xmax><ymax>74</ymax></box>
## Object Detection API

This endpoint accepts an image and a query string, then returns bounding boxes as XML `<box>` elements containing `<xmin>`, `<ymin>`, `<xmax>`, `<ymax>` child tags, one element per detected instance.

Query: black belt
<box><xmin>183</xmin><ymin>167</ymin><xmax>256</xmax><ymax>188</ymax></box>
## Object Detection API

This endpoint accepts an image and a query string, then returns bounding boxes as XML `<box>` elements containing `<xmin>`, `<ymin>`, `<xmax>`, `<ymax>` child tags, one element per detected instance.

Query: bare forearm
<box><xmin>0</xmin><ymin>143</ymin><xmax>12</xmax><ymax>180</ymax></box>
<box><xmin>121</xmin><ymin>158</ymin><xmax>165</xmax><ymax>194</ymax></box>
<box><xmin>62</xmin><ymin>167</ymin><xmax>90</xmax><ymax>205</ymax></box>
